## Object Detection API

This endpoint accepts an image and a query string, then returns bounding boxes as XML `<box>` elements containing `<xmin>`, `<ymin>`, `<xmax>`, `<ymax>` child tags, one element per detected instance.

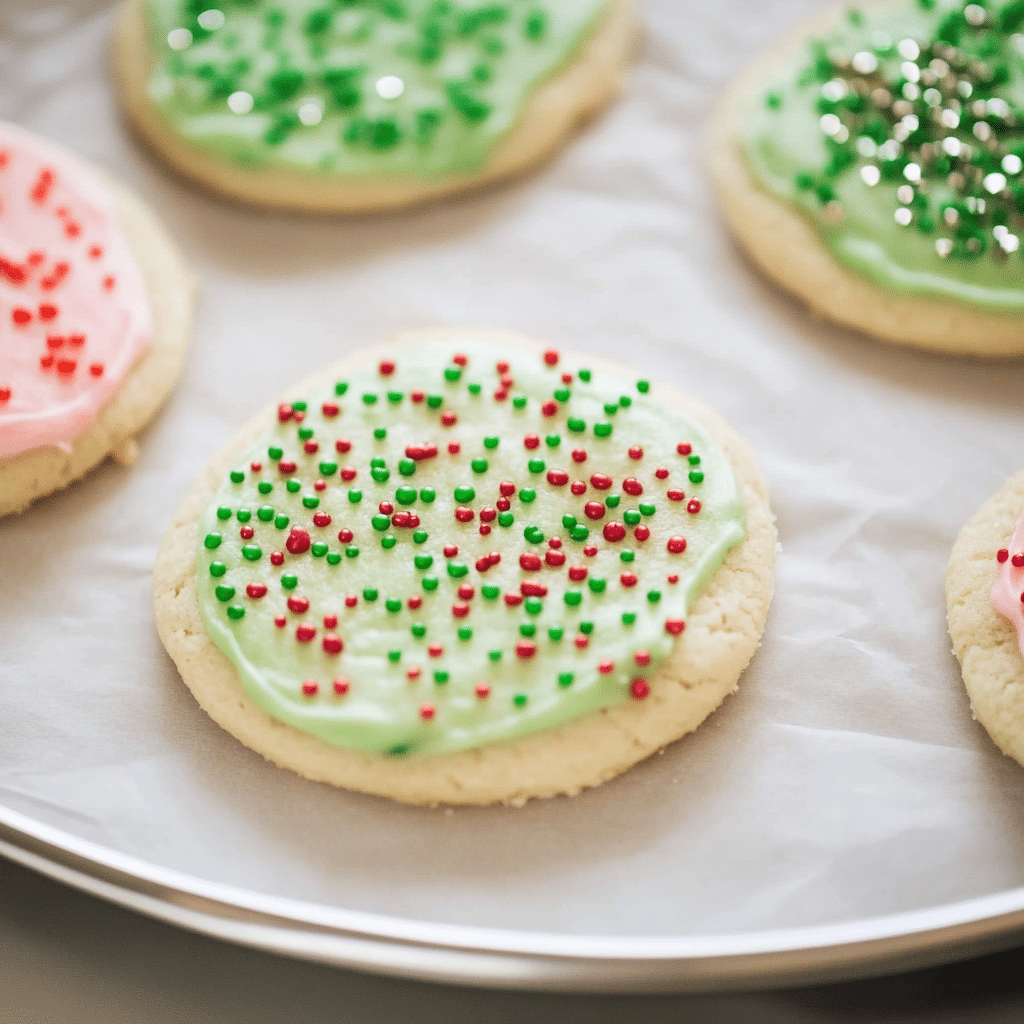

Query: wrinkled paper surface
<box><xmin>2</xmin><ymin>0</ymin><xmax>1024</xmax><ymax>940</ymax></box>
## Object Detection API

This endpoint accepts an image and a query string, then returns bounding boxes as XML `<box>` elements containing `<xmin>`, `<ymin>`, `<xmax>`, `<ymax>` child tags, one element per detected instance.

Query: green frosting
<box><xmin>741</xmin><ymin>0</ymin><xmax>1024</xmax><ymax>311</ymax></box>
<box><xmin>144</xmin><ymin>0</ymin><xmax>606</xmax><ymax>176</ymax></box>
<box><xmin>195</xmin><ymin>342</ymin><xmax>746</xmax><ymax>756</ymax></box>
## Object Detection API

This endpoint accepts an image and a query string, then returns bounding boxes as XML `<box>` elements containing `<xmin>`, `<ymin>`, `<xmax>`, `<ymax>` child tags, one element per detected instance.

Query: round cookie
<box><xmin>113</xmin><ymin>0</ymin><xmax>638</xmax><ymax>213</ymax></box>
<box><xmin>711</xmin><ymin>0</ymin><xmax>1024</xmax><ymax>355</ymax></box>
<box><xmin>153</xmin><ymin>328</ymin><xmax>776</xmax><ymax>806</ymax></box>
<box><xmin>0</xmin><ymin>122</ymin><xmax>194</xmax><ymax>517</ymax></box>
<box><xmin>947</xmin><ymin>470</ymin><xmax>1024</xmax><ymax>769</ymax></box>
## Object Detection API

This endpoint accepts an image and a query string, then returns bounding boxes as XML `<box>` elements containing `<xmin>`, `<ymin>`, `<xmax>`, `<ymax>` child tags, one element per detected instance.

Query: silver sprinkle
<box><xmin>935</xmin><ymin>238</ymin><xmax>954</xmax><ymax>258</ymax></box>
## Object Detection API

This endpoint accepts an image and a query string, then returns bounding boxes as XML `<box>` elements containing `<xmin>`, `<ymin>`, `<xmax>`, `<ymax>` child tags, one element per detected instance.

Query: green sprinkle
<box><xmin>489</xmin><ymin>649</ymin><xmax>502</xmax><ymax>662</ymax></box>
<box><xmin>226</xmin><ymin>605</ymin><xmax>245</xmax><ymax>620</ymax></box>
<box><xmin>346</xmin><ymin>545</ymin><xmax>360</xmax><ymax>558</ymax></box>
<box><xmin>548</xmin><ymin>626</ymin><xmax>564</xmax><ymax>641</ymax></box>
<box><xmin>371</xmin><ymin>467</ymin><xmax>390</xmax><ymax>483</ymax></box>
<box><xmin>241</xmin><ymin>544</ymin><xmax>262</xmax><ymax>562</ymax></box>
<box><xmin>482</xmin><ymin>585</ymin><xmax>500</xmax><ymax>599</ymax></box>
<box><xmin>689</xmin><ymin>470</ymin><xmax>705</xmax><ymax>484</ymax></box>
<box><xmin>528</xmin><ymin>458</ymin><xmax>545</xmax><ymax>474</ymax></box>
<box><xmin>622</xmin><ymin>611</ymin><xmax>637</xmax><ymax>625</ymax></box>
<box><xmin>562</xmin><ymin>513</ymin><xmax>577</xmax><ymax>530</ymax></box>
<box><xmin>372</xmin><ymin>513</ymin><xmax>390</xmax><ymax>532</ymax></box>
<box><xmin>454</xmin><ymin>485</ymin><xmax>475</xmax><ymax>502</ymax></box>
<box><xmin>286</xmin><ymin>479</ymin><xmax>301</xmax><ymax>493</ymax></box>
<box><xmin>268</xmin><ymin>446</ymin><xmax>283</xmax><ymax>460</ymax></box>
<box><xmin>362</xmin><ymin>392</ymin><xmax>378</xmax><ymax>405</ymax></box>
<box><xmin>564</xmin><ymin>590</ymin><xmax>582</xmax><ymax>607</ymax></box>
<box><xmin>620</xmin><ymin>550</ymin><xmax>635</xmax><ymax>563</ymax></box>
<box><xmin>411</xmin><ymin>623</ymin><xmax>427</xmax><ymax>638</ymax></box>
<box><xmin>396</xmin><ymin>485</ymin><xmax>417</xmax><ymax>505</ymax></box>
<box><xmin>545</xmin><ymin>434</ymin><xmax>561</xmax><ymax>448</ymax></box>
<box><xmin>415</xmin><ymin>554</ymin><xmax>434</xmax><ymax>570</ymax></box>
<box><xmin>520</xmin><ymin>623</ymin><xmax>536</xmax><ymax>638</ymax></box>
<box><xmin>326</xmin><ymin>553</ymin><xmax>341</xmax><ymax>565</ymax></box>
<box><xmin>413</xmin><ymin>530</ymin><xmax>428</xmax><ymax>544</ymax></box>
<box><xmin>209</xmin><ymin>561</ymin><xmax>226</xmax><ymax>578</ymax></box>
<box><xmin>594</xmin><ymin>422</ymin><xmax>612</xmax><ymax>438</ymax></box>
<box><xmin>567</xmin><ymin>417</ymin><xmax>586</xmax><ymax>433</ymax></box>
<box><xmin>639</xmin><ymin>502</ymin><xmax>656</xmax><ymax>517</ymax></box>
<box><xmin>216</xmin><ymin>506</ymin><xmax>231</xmax><ymax>521</ymax></box>
<box><xmin>498</xmin><ymin>511</ymin><xmax>515</xmax><ymax>527</ymax></box>
<box><xmin>386</xmin><ymin>598</ymin><xmax>402</xmax><ymax>613</ymax></box>
<box><xmin>588</xmin><ymin>578</ymin><xmax>607</xmax><ymax>594</ymax></box>
<box><xmin>483</xmin><ymin>436</ymin><xmax>499</xmax><ymax>449</ymax></box>
<box><xmin>444</xmin><ymin>366</ymin><xmax>461</xmax><ymax>382</ymax></box>
<box><xmin>371</xmin><ymin>458</ymin><xmax>386</xmax><ymax>469</ymax></box>
<box><xmin>348</xmin><ymin>489</ymin><xmax>362</xmax><ymax>504</ymax></box>
<box><xmin>363</xmin><ymin>587</ymin><xmax>378</xmax><ymax>601</ymax></box>
<box><xmin>297</xmin><ymin>427</ymin><xmax>313</xmax><ymax>440</ymax></box>
<box><xmin>570</xmin><ymin>525</ymin><xmax>589</xmax><ymax>542</ymax></box>
<box><xmin>302</xmin><ymin>496</ymin><xmax>320</xmax><ymax>509</ymax></box>
<box><xmin>513</xmin><ymin>692</ymin><xmax>528</xmax><ymax>707</ymax></box>
<box><xmin>257</xmin><ymin>505</ymin><xmax>274</xmax><ymax>522</ymax></box>
<box><xmin>387</xmin><ymin>391</ymin><xmax>403</xmax><ymax>404</ymax></box>
<box><xmin>447</xmin><ymin>562</ymin><xmax>468</xmax><ymax>579</ymax></box>
<box><xmin>604</xmin><ymin>403</ymin><xmax>618</xmax><ymax>416</ymax></box>
<box><xmin>512</xmin><ymin>396</ymin><xmax>527</xmax><ymax>409</ymax></box>
<box><xmin>578</xmin><ymin>369</ymin><xmax>592</xmax><ymax>382</ymax></box>
<box><xmin>765</xmin><ymin>90</ymin><xmax>782</xmax><ymax>110</ymax></box>
<box><xmin>519</xmin><ymin>487</ymin><xmax>536</xmax><ymax>503</ymax></box>
<box><xmin>312</xmin><ymin>542</ymin><xmax>328</xmax><ymax>557</ymax></box>
<box><xmin>281</xmin><ymin>574</ymin><xmax>298</xmax><ymax>590</ymax></box>
<box><xmin>580</xmin><ymin>621</ymin><xmax>594</xmax><ymax>635</ymax></box>
<box><xmin>258</xmin><ymin>481</ymin><xmax>272</xmax><ymax>495</ymax></box>
<box><xmin>468</xmin><ymin>382</ymin><xmax>482</xmax><ymax>395</ymax></box>
<box><xmin>558</xmin><ymin>672</ymin><xmax>574</xmax><ymax>687</ymax></box>
<box><xmin>606</xmin><ymin>494</ymin><xmax>621</xmax><ymax>509</ymax></box>
<box><xmin>274</xmin><ymin>513</ymin><xmax>289</xmax><ymax>529</ymax></box>
<box><xmin>524</xmin><ymin>525</ymin><xmax>544</xmax><ymax>544</ymax></box>
<box><xmin>427</xmin><ymin>394</ymin><xmax>443</xmax><ymax>409</ymax></box>
<box><xmin>619</xmin><ymin>395</ymin><xmax>632</xmax><ymax>408</ymax></box>
<box><xmin>388</xmin><ymin>650</ymin><xmax>401</xmax><ymax>663</ymax></box>
<box><xmin>422</xmin><ymin>575</ymin><xmax>439</xmax><ymax>591</ymax></box>
<box><xmin>335</xmin><ymin>382</ymin><xmax>348</xmax><ymax>396</ymax></box>
<box><xmin>204</xmin><ymin>533</ymin><xmax>222</xmax><ymax>549</ymax></box>
<box><xmin>624</xmin><ymin>510</ymin><xmax>641</xmax><ymax>526</ymax></box>
<box><xmin>230</xmin><ymin>470</ymin><xmax>244</xmax><ymax>484</ymax></box>
<box><xmin>399</xmin><ymin>459</ymin><xmax>416</xmax><ymax>477</ymax></box>
<box><xmin>419</xmin><ymin>487</ymin><xmax>436</xmax><ymax>503</ymax></box>
<box><xmin>215</xmin><ymin>585</ymin><xmax>235</xmax><ymax>602</ymax></box>
<box><xmin>458</xmin><ymin>626</ymin><xmax>473</xmax><ymax>641</ymax></box>
<box><xmin>688</xmin><ymin>454</ymin><xmax>701</xmax><ymax>465</ymax></box>
<box><xmin>374</xmin><ymin>427</ymin><xmax>387</xmax><ymax>440</ymax></box>
<box><xmin>471</xmin><ymin>458</ymin><xmax>488</xmax><ymax>474</ymax></box>
<box><xmin>637</xmin><ymin>380</ymin><xmax>650</xmax><ymax>393</ymax></box>
<box><xmin>647</xmin><ymin>590</ymin><xmax>662</xmax><ymax>604</ymax></box>
<box><xmin>434</xmin><ymin>671</ymin><xmax>449</xmax><ymax>684</ymax></box>
<box><xmin>525</xmin><ymin>598</ymin><xmax>543</xmax><ymax>615</ymax></box>
<box><xmin>381</xmin><ymin>534</ymin><xmax>397</xmax><ymax>549</ymax></box>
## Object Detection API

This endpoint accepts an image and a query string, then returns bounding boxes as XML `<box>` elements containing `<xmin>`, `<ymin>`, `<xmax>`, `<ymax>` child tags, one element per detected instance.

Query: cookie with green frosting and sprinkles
<box><xmin>113</xmin><ymin>0</ymin><xmax>637</xmax><ymax>212</ymax></box>
<box><xmin>152</xmin><ymin>328</ymin><xmax>776</xmax><ymax>805</ymax></box>
<box><xmin>712</xmin><ymin>0</ymin><xmax>1024</xmax><ymax>355</ymax></box>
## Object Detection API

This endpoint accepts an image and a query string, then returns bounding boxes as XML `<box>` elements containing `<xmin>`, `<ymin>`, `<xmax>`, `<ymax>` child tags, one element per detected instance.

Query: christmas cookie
<box><xmin>711</xmin><ymin>0</ymin><xmax>1024</xmax><ymax>355</ymax></box>
<box><xmin>0</xmin><ymin>122</ymin><xmax>193</xmax><ymax>517</ymax></box>
<box><xmin>947</xmin><ymin>470</ymin><xmax>1024</xmax><ymax>769</ymax></box>
<box><xmin>153</xmin><ymin>328</ymin><xmax>776</xmax><ymax>806</ymax></box>
<box><xmin>113</xmin><ymin>0</ymin><xmax>637</xmax><ymax>212</ymax></box>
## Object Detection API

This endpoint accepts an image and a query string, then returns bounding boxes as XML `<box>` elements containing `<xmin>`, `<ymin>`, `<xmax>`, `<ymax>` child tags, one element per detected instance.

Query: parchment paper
<box><xmin>3</xmin><ymin>0</ymin><xmax>1024</xmax><ymax>940</ymax></box>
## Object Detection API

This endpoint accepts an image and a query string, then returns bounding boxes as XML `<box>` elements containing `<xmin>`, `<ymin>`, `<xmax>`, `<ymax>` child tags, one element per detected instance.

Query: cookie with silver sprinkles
<box><xmin>113</xmin><ymin>0</ymin><xmax>638</xmax><ymax>212</ymax></box>
<box><xmin>152</xmin><ymin>327</ymin><xmax>776</xmax><ymax>806</ymax></box>
<box><xmin>711</xmin><ymin>0</ymin><xmax>1024</xmax><ymax>355</ymax></box>
<box><xmin>947</xmin><ymin>470</ymin><xmax>1024</xmax><ymax>770</ymax></box>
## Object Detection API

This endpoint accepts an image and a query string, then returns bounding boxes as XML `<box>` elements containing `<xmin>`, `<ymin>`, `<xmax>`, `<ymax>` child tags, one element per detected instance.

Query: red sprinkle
<box><xmin>561</xmin><ymin>373</ymin><xmax>573</xmax><ymax>384</ymax></box>
<box><xmin>519</xmin><ymin>553</ymin><xmax>542</xmax><ymax>571</ymax></box>
<box><xmin>1013</xmin><ymin>553</ymin><xmax>1024</xmax><ymax>569</ymax></box>
<box><xmin>628</xmin><ymin>446</ymin><xmax>644</xmax><ymax>460</ymax></box>
<box><xmin>274</xmin><ymin>615</ymin><xmax>286</xmax><ymax>628</ymax></box>
<box><xmin>345</xmin><ymin>594</ymin><xmax>358</xmax><ymax>608</ymax></box>
<box><xmin>286</xmin><ymin>526</ymin><xmax>311</xmax><ymax>554</ymax></box>
<box><xmin>246</xmin><ymin>583</ymin><xmax>268</xmax><ymax>599</ymax></box>
<box><xmin>548</xmin><ymin>538</ymin><xmax>562</xmax><ymax>549</ymax></box>
<box><xmin>440</xmin><ymin>410</ymin><xmax>457</xmax><ymax>426</ymax></box>
<box><xmin>335</xmin><ymin>439</ymin><xmax>352</xmax><ymax>453</ymax></box>
<box><xmin>655</xmin><ymin>467</ymin><xmax>669</xmax><ymax>480</ymax></box>
<box><xmin>543</xmin><ymin>349</ymin><xmax>559</xmax><ymax>366</ymax></box>
<box><xmin>39</xmin><ymin>353</ymin><xmax>54</xmax><ymax>369</ymax></box>
<box><xmin>324</xmin><ymin>614</ymin><xmax>338</xmax><ymax>628</ymax></box>
<box><xmin>270</xmin><ymin>551</ymin><xmax>285</xmax><ymax>566</ymax></box>
<box><xmin>428</xmin><ymin>644</ymin><xmax>444</xmax><ymax>658</ymax></box>
<box><xmin>667</xmin><ymin>574</ymin><xmax>679</xmax><ymax>584</ymax></box>
<box><xmin>315</xmin><ymin>478</ymin><xmax>327</xmax><ymax>491</ymax></box>
<box><xmin>623</xmin><ymin>477</ymin><xmax>643</xmax><ymax>496</ymax></box>
<box><xmin>620</xmin><ymin>572</ymin><xmax>638</xmax><ymax>587</ymax></box>
<box><xmin>458</xmin><ymin>584</ymin><xmax>475</xmax><ymax>599</ymax></box>
<box><xmin>313</xmin><ymin>512</ymin><xmax>332</xmax><ymax>527</ymax></box>
<box><xmin>379</xmin><ymin>359</ymin><xmax>395</xmax><ymax>376</ymax></box>
<box><xmin>504</xmin><ymin>592</ymin><xmax>523</xmax><ymax>607</ymax></box>
<box><xmin>452</xmin><ymin>602</ymin><xmax>470</xmax><ymax>618</ymax></box>
<box><xmin>667</xmin><ymin>536</ymin><xmax>687</xmax><ymax>555</ymax></box>
<box><xmin>665</xmin><ymin>619</ymin><xmax>686</xmax><ymax>636</ymax></box>
<box><xmin>453</xmin><ymin>353</ymin><xmax>467</xmax><ymax>366</ymax></box>
<box><xmin>322</xmin><ymin>402</ymin><xmax>340</xmax><ymax>417</ymax></box>
<box><xmin>570</xmin><ymin>481</ymin><xmax>587</xmax><ymax>496</ymax></box>
<box><xmin>302</xmin><ymin>681</ymin><xmax>319</xmax><ymax>697</ymax></box>
<box><xmin>455</xmin><ymin>506</ymin><xmax>475</xmax><ymax>523</ymax></box>
<box><xmin>479</xmin><ymin>506</ymin><xmax>497</xmax><ymax>523</ymax></box>
<box><xmin>337</xmin><ymin>528</ymin><xmax>354</xmax><ymax>543</ymax></box>
<box><xmin>583</xmin><ymin>545</ymin><xmax>598</xmax><ymax>557</ymax></box>
<box><xmin>408</xmin><ymin>595</ymin><xmax>422</xmax><ymax>610</ymax></box>
<box><xmin>239</xmin><ymin>525</ymin><xmax>254</xmax><ymax>540</ymax></box>
<box><xmin>630</xmin><ymin>679</ymin><xmax>650</xmax><ymax>700</ymax></box>
<box><xmin>0</xmin><ymin>388</ymin><xmax>10</xmax><ymax>402</ymax></box>
<box><xmin>603</xmin><ymin>522</ymin><xmax>626</xmax><ymax>542</ymax></box>
<box><xmin>520</xmin><ymin>581</ymin><xmax>548</xmax><ymax>598</ymax></box>
<box><xmin>997</xmin><ymin>549</ymin><xmax>1010</xmax><ymax>563</ymax></box>
<box><xmin>277</xmin><ymin>404</ymin><xmax>293</xmax><ymax>422</ymax></box>
<box><xmin>499</xmin><ymin>481</ymin><xmax>517</xmax><ymax>496</ymax></box>
<box><xmin>333</xmin><ymin>678</ymin><xmax>349</xmax><ymax>695</ymax></box>
<box><xmin>11</xmin><ymin>307</ymin><xmax>31</xmax><ymax>325</ymax></box>
<box><xmin>448</xmin><ymin>442</ymin><xmax>461</xmax><ymax>455</ymax></box>
<box><xmin>304</xmin><ymin>440</ymin><xmax>319</xmax><ymax>455</ymax></box>
<box><xmin>496</xmin><ymin>497</ymin><xmax>511</xmax><ymax>512</ymax></box>
<box><xmin>411</xmin><ymin>391</ymin><xmax>425</xmax><ymax>403</ymax></box>
<box><xmin>590</xmin><ymin>473</ymin><xmax>612</xmax><ymax>490</ymax></box>
<box><xmin>667</xmin><ymin>489</ymin><xmax>685</xmax><ymax>502</ymax></box>
<box><xmin>296</xmin><ymin>623</ymin><xmax>317</xmax><ymax>643</ymax></box>
<box><xmin>322</xmin><ymin>634</ymin><xmax>344</xmax><ymax>655</ymax></box>
<box><xmin>545</xmin><ymin>549</ymin><xmax>566</xmax><ymax>567</ymax></box>
<box><xmin>475</xmin><ymin>682</ymin><xmax>490</xmax><ymax>698</ymax></box>
<box><xmin>56</xmin><ymin>358</ymin><xmax>76</xmax><ymax>375</ymax></box>
<box><xmin>568</xmin><ymin>565</ymin><xmax>588</xmax><ymax>582</ymax></box>
<box><xmin>677</xmin><ymin>443</ymin><xmax>692</xmax><ymax>456</ymax></box>
<box><xmin>38</xmin><ymin>303</ymin><xmax>57</xmax><ymax>321</ymax></box>
<box><xmin>516</xmin><ymin>640</ymin><xmax>537</xmax><ymax>658</ymax></box>
<box><xmin>687</xmin><ymin>499</ymin><xmax>701</xmax><ymax>515</ymax></box>
<box><xmin>341</xmin><ymin>466</ymin><xmax>357</xmax><ymax>481</ymax></box>
<box><xmin>635</xmin><ymin>650</ymin><xmax>651</xmax><ymax>666</ymax></box>
<box><xmin>523</xmin><ymin>434</ymin><xmax>540</xmax><ymax>450</ymax></box>
<box><xmin>598</xmin><ymin>660</ymin><xmax>613</xmax><ymax>674</ymax></box>
<box><xmin>584</xmin><ymin>501</ymin><xmax>606</xmax><ymax>520</ymax></box>
<box><xmin>407</xmin><ymin>667</ymin><xmax>421</xmax><ymax>680</ymax></box>
<box><xmin>278</xmin><ymin>460</ymin><xmax>297</xmax><ymax>475</ymax></box>
<box><xmin>571</xmin><ymin>448</ymin><xmax>588</xmax><ymax>464</ymax></box>
<box><xmin>574</xmin><ymin>634</ymin><xmax>589</xmax><ymax>649</ymax></box>
<box><xmin>443</xmin><ymin>544</ymin><xmax>458</xmax><ymax>558</ymax></box>
<box><xmin>634</xmin><ymin>525</ymin><xmax>650</xmax><ymax>542</ymax></box>
<box><xmin>497</xmin><ymin>362</ymin><xmax>509</xmax><ymax>373</ymax></box>
<box><xmin>420</xmin><ymin>704</ymin><xmax>435</xmax><ymax>720</ymax></box>
<box><xmin>405</xmin><ymin>442</ymin><xmax>438</xmax><ymax>461</ymax></box>
<box><xmin>541</xmin><ymin>401</ymin><xmax>558</xmax><ymax>417</ymax></box>
<box><xmin>287</xmin><ymin>595</ymin><xmax>310</xmax><ymax>614</ymax></box>
<box><xmin>547</xmin><ymin>469</ymin><xmax>569</xmax><ymax>486</ymax></box>
<box><xmin>479</xmin><ymin>525</ymin><xmax>492</xmax><ymax>537</ymax></box>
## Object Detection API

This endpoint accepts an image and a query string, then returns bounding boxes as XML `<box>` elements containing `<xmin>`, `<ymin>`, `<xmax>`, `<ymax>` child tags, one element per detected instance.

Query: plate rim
<box><xmin>2</xmin><ymin>801</ymin><xmax>1023</xmax><ymax>993</ymax></box>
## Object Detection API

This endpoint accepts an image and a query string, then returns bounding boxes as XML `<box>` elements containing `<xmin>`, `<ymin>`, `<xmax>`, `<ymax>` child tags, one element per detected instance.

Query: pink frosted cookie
<box><xmin>0</xmin><ymin>122</ymin><xmax>193</xmax><ymax>516</ymax></box>
<box><xmin>947</xmin><ymin>470</ymin><xmax>1024</xmax><ymax>769</ymax></box>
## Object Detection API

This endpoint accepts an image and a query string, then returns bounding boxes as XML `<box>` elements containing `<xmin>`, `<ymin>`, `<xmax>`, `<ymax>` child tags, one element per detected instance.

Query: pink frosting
<box><xmin>0</xmin><ymin>122</ymin><xmax>151</xmax><ymax>458</ymax></box>
<box><xmin>991</xmin><ymin>506</ymin><xmax>1024</xmax><ymax>659</ymax></box>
